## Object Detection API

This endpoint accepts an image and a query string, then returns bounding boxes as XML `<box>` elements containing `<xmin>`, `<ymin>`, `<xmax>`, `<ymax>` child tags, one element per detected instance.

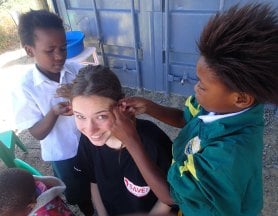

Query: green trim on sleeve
<box><xmin>185</xmin><ymin>96</ymin><xmax>201</xmax><ymax>117</ymax></box>
<box><xmin>179</xmin><ymin>154</ymin><xmax>199</xmax><ymax>180</ymax></box>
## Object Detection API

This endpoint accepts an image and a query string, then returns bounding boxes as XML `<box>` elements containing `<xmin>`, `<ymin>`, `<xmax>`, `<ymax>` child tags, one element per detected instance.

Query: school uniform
<box><xmin>12</xmin><ymin>62</ymin><xmax>94</xmax><ymax>213</ymax></box>
<box><xmin>12</xmin><ymin>62</ymin><xmax>81</xmax><ymax>161</ymax></box>
<box><xmin>168</xmin><ymin>96</ymin><xmax>264</xmax><ymax>216</ymax></box>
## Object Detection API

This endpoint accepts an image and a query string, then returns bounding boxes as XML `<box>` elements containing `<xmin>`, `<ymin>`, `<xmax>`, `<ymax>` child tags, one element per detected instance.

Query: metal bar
<box><xmin>219</xmin><ymin>0</ymin><xmax>225</xmax><ymax>11</ymax></box>
<box><xmin>55</xmin><ymin>0</ymin><xmax>72</xmax><ymax>30</ymax></box>
<box><xmin>164</xmin><ymin>0</ymin><xmax>170</xmax><ymax>94</ymax></box>
<box><xmin>49</xmin><ymin>0</ymin><xmax>59</xmax><ymax>13</ymax></box>
<box><xmin>92</xmin><ymin>0</ymin><xmax>106</xmax><ymax>65</ymax></box>
<box><xmin>131</xmin><ymin>0</ymin><xmax>142</xmax><ymax>89</ymax></box>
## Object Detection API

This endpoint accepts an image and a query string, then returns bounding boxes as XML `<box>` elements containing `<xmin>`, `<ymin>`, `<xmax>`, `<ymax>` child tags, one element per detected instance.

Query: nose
<box><xmin>54</xmin><ymin>49</ymin><xmax>66</xmax><ymax>61</ymax></box>
<box><xmin>85</xmin><ymin>119</ymin><xmax>99</xmax><ymax>136</ymax></box>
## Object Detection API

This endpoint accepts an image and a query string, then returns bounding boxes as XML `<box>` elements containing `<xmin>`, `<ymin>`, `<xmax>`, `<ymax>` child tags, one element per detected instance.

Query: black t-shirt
<box><xmin>75</xmin><ymin>119</ymin><xmax>172</xmax><ymax>216</ymax></box>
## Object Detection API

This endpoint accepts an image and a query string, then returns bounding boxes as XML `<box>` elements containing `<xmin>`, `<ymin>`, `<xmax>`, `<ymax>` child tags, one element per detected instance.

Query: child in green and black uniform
<box><xmin>112</xmin><ymin>3</ymin><xmax>278</xmax><ymax>216</ymax></box>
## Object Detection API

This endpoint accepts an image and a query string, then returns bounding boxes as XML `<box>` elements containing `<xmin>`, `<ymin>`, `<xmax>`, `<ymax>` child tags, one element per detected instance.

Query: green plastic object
<box><xmin>14</xmin><ymin>158</ymin><xmax>42</xmax><ymax>176</ymax></box>
<box><xmin>0</xmin><ymin>140</ymin><xmax>15</xmax><ymax>167</ymax></box>
<box><xmin>0</xmin><ymin>130</ymin><xmax>27</xmax><ymax>152</ymax></box>
<box><xmin>0</xmin><ymin>130</ymin><xmax>42</xmax><ymax>176</ymax></box>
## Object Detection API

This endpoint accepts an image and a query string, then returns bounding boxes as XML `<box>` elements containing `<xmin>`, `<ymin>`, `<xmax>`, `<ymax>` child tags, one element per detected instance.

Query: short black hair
<box><xmin>18</xmin><ymin>9</ymin><xmax>64</xmax><ymax>46</ymax></box>
<box><xmin>198</xmin><ymin>3</ymin><xmax>278</xmax><ymax>104</ymax></box>
<box><xmin>0</xmin><ymin>168</ymin><xmax>36</xmax><ymax>214</ymax></box>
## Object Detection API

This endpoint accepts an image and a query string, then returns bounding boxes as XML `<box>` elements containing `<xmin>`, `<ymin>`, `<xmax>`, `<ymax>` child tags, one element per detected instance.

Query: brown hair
<box><xmin>57</xmin><ymin>65</ymin><xmax>124</xmax><ymax>101</ymax></box>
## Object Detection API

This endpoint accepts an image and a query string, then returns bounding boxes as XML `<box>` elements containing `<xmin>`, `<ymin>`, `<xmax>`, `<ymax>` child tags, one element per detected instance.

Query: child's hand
<box><xmin>110</xmin><ymin>105</ymin><xmax>140</xmax><ymax>146</ymax></box>
<box><xmin>118</xmin><ymin>97</ymin><xmax>150</xmax><ymax>116</ymax></box>
<box><xmin>52</xmin><ymin>101</ymin><xmax>73</xmax><ymax>116</ymax></box>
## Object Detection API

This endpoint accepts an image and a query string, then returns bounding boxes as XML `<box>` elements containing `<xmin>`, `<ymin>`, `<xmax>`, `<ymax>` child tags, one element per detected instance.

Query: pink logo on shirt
<box><xmin>124</xmin><ymin>177</ymin><xmax>150</xmax><ymax>197</ymax></box>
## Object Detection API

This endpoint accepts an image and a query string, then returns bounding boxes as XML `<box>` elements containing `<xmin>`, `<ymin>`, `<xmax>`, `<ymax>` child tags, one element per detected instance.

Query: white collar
<box><xmin>32</xmin><ymin>64</ymin><xmax>74</xmax><ymax>86</ymax></box>
<box><xmin>198</xmin><ymin>108</ymin><xmax>250</xmax><ymax>123</ymax></box>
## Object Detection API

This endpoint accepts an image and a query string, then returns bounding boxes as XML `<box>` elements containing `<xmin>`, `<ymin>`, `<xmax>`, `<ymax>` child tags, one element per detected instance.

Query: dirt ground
<box><xmin>0</xmin><ymin>52</ymin><xmax>277</xmax><ymax>215</ymax></box>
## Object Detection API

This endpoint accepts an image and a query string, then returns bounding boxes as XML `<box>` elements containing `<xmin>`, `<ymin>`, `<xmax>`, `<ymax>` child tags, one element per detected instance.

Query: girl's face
<box><xmin>194</xmin><ymin>56</ymin><xmax>240</xmax><ymax>114</ymax></box>
<box><xmin>25</xmin><ymin>28</ymin><xmax>67</xmax><ymax>74</ymax></box>
<box><xmin>72</xmin><ymin>95</ymin><xmax>116</xmax><ymax>147</ymax></box>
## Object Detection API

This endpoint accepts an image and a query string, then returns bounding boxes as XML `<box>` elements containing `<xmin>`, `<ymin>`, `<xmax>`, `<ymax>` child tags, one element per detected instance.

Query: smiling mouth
<box><xmin>90</xmin><ymin>133</ymin><xmax>104</xmax><ymax>141</ymax></box>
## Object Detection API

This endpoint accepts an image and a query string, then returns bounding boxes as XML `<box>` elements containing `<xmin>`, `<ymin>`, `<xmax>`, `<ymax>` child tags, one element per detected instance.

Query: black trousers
<box><xmin>52</xmin><ymin>157</ymin><xmax>94</xmax><ymax>216</ymax></box>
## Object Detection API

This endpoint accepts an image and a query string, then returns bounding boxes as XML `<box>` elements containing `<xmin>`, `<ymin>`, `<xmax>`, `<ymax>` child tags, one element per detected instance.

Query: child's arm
<box><xmin>149</xmin><ymin>200</ymin><xmax>172</xmax><ymax>215</ymax></box>
<box><xmin>120</xmin><ymin>97</ymin><xmax>185</xmax><ymax>128</ymax></box>
<box><xmin>91</xmin><ymin>183</ymin><xmax>108</xmax><ymax>216</ymax></box>
<box><xmin>111</xmin><ymin>106</ymin><xmax>174</xmax><ymax>205</ymax></box>
<box><xmin>29</xmin><ymin>101</ymin><xmax>71</xmax><ymax>140</ymax></box>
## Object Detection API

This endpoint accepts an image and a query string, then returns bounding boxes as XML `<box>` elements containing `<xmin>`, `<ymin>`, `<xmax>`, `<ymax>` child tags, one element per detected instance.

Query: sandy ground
<box><xmin>0</xmin><ymin>50</ymin><xmax>277</xmax><ymax>215</ymax></box>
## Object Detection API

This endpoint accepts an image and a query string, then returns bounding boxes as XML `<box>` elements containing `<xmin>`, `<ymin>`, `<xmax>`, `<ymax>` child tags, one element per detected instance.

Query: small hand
<box><xmin>52</xmin><ymin>101</ymin><xmax>73</xmax><ymax>116</ymax></box>
<box><xmin>118</xmin><ymin>97</ymin><xmax>149</xmax><ymax>116</ymax></box>
<box><xmin>110</xmin><ymin>105</ymin><xmax>140</xmax><ymax>146</ymax></box>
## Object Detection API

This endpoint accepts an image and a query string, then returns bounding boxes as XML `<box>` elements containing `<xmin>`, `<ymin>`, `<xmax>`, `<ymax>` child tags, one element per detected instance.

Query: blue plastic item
<box><xmin>66</xmin><ymin>31</ymin><xmax>85</xmax><ymax>59</ymax></box>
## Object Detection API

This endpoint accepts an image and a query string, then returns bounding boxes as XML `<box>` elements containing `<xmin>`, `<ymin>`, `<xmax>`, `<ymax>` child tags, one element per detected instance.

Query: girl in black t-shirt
<box><xmin>57</xmin><ymin>65</ymin><xmax>174</xmax><ymax>216</ymax></box>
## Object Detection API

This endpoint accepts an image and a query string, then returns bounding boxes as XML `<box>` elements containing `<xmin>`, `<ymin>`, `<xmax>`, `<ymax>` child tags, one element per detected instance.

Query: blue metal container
<box><xmin>66</xmin><ymin>31</ymin><xmax>85</xmax><ymax>58</ymax></box>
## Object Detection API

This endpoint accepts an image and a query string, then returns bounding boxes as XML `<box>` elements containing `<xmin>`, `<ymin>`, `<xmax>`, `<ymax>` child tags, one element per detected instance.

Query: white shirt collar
<box><xmin>32</xmin><ymin>64</ymin><xmax>76</xmax><ymax>86</ymax></box>
<box><xmin>198</xmin><ymin>108</ymin><xmax>250</xmax><ymax>123</ymax></box>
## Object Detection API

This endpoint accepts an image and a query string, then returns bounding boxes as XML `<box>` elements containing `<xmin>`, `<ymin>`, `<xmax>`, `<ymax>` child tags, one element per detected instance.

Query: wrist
<box><xmin>145</xmin><ymin>100</ymin><xmax>156</xmax><ymax>115</ymax></box>
<box><xmin>144</xmin><ymin>100</ymin><xmax>153</xmax><ymax>114</ymax></box>
<box><xmin>50</xmin><ymin>107</ymin><xmax>60</xmax><ymax>116</ymax></box>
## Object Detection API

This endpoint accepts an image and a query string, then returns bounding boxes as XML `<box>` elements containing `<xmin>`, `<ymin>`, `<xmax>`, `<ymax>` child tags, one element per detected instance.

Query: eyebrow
<box><xmin>73</xmin><ymin>109</ymin><xmax>110</xmax><ymax>115</ymax></box>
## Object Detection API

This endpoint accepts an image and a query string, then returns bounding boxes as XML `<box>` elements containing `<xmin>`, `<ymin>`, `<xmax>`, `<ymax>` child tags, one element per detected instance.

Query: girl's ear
<box><xmin>24</xmin><ymin>45</ymin><xmax>34</xmax><ymax>57</ymax></box>
<box><xmin>234</xmin><ymin>92</ymin><xmax>255</xmax><ymax>109</ymax></box>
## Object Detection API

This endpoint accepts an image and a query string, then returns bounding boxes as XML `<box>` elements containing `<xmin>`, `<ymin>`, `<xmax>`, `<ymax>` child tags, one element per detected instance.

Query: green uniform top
<box><xmin>168</xmin><ymin>96</ymin><xmax>264</xmax><ymax>216</ymax></box>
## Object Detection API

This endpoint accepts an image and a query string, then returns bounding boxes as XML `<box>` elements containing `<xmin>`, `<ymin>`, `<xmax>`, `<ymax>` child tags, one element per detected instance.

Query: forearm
<box><xmin>150</xmin><ymin>200</ymin><xmax>172</xmax><ymax>215</ymax></box>
<box><xmin>28</xmin><ymin>109</ymin><xmax>59</xmax><ymax>140</ymax></box>
<box><xmin>145</xmin><ymin>101</ymin><xmax>185</xmax><ymax>128</ymax></box>
<box><xmin>91</xmin><ymin>183</ymin><xmax>108</xmax><ymax>216</ymax></box>
<box><xmin>111</xmin><ymin>106</ymin><xmax>174</xmax><ymax>204</ymax></box>
<box><xmin>125</xmin><ymin>136</ymin><xmax>174</xmax><ymax>205</ymax></box>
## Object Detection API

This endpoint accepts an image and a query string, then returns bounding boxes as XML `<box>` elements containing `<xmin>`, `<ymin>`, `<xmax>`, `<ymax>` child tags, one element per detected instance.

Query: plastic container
<box><xmin>66</xmin><ymin>31</ymin><xmax>85</xmax><ymax>59</ymax></box>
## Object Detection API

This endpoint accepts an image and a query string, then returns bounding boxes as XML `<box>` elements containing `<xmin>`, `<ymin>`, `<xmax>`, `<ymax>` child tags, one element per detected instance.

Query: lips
<box><xmin>90</xmin><ymin>132</ymin><xmax>105</xmax><ymax>142</ymax></box>
<box><xmin>91</xmin><ymin>134</ymin><xmax>102</xmax><ymax>139</ymax></box>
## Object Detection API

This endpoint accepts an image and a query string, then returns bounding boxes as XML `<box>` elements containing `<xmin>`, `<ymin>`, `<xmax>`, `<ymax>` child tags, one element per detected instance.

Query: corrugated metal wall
<box><xmin>54</xmin><ymin>0</ymin><xmax>278</xmax><ymax>102</ymax></box>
